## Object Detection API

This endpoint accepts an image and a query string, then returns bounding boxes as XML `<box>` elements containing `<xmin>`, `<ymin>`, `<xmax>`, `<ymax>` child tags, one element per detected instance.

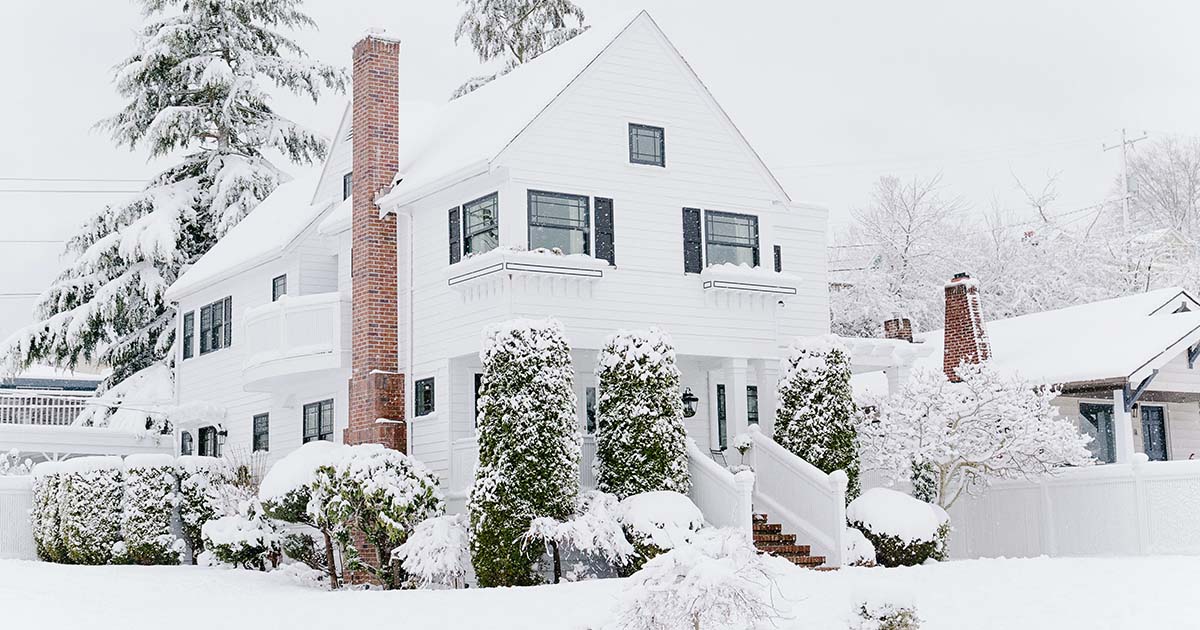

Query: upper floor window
<box><xmin>303</xmin><ymin>399</ymin><xmax>334</xmax><ymax>443</ymax></box>
<box><xmin>463</xmin><ymin>193</ymin><xmax>499</xmax><ymax>256</ymax></box>
<box><xmin>199</xmin><ymin>296</ymin><xmax>233</xmax><ymax>355</ymax></box>
<box><xmin>182</xmin><ymin>312</ymin><xmax>194</xmax><ymax>360</ymax></box>
<box><xmin>415</xmin><ymin>377</ymin><xmax>435</xmax><ymax>417</ymax></box>
<box><xmin>629</xmin><ymin>123</ymin><xmax>665</xmax><ymax>167</ymax></box>
<box><xmin>272</xmin><ymin>275</ymin><xmax>287</xmax><ymax>302</ymax></box>
<box><xmin>528</xmin><ymin>190</ymin><xmax>590</xmax><ymax>255</ymax></box>
<box><xmin>253</xmin><ymin>413</ymin><xmax>269</xmax><ymax>452</ymax></box>
<box><xmin>342</xmin><ymin>172</ymin><xmax>353</xmax><ymax>201</ymax></box>
<box><xmin>705</xmin><ymin>211</ymin><xmax>759</xmax><ymax>267</ymax></box>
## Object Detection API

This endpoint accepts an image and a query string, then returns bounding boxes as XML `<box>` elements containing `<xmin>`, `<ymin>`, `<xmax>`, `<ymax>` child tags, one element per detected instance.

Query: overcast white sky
<box><xmin>3</xmin><ymin>0</ymin><xmax>1199</xmax><ymax>342</ymax></box>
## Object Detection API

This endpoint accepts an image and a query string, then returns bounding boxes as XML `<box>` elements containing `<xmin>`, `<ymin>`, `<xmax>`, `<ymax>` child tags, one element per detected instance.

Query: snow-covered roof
<box><xmin>910</xmin><ymin>287</ymin><xmax>1200</xmax><ymax>386</ymax></box>
<box><xmin>166</xmin><ymin>169</ymin><xmax>335</xmax><ymax>300</ymax></box>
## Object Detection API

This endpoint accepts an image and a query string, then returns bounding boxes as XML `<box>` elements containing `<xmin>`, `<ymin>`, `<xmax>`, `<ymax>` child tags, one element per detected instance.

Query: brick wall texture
<box><xmin>942</xmin><ymin>275</ymin><xmax>991</xmax><ymax>382</ymax></box>
<box><xmin>883</xmin><ymin>317</ymin><xmax>913</xmax><ymax>343</ymax></box>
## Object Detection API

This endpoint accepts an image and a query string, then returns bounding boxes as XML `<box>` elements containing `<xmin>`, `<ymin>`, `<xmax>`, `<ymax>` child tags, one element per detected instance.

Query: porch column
<box><xmin>1113</xmin><ymin>388</ymin><xmax>1136</xmax><ymax>464</ymax></box>
<box><xmin>727</xmin><ymin>359</ymin><xmax>750</xmax><ymax>440</ymax></box>
<box><xmin>885</xmin><ymin>364</ymin><xmax>911</xmax><ymax>395</ymax></box>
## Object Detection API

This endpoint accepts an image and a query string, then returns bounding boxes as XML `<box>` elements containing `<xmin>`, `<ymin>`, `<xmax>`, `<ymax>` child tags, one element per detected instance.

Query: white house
<box><xmin>163</xmin><ymin>11</ymin><xmax>868</xmax><ymax>566</ymax></box>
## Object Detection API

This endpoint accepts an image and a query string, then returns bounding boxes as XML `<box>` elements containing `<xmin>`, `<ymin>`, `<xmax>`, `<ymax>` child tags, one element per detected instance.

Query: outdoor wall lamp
<box><xmin>681</xmin><ymin>388</ymin><xmax>699</xmax><ymax>418</ymax></box>
<box><xmin>216</xmin><ymin>426</ymin><xmax>228</xmax><ymax>446</ymax></box>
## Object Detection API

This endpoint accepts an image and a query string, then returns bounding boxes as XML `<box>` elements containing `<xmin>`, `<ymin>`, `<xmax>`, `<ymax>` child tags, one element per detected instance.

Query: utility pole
<box><xmin>1104</xmin><ymin>128</ymin><xmax>1149</xmax><ymax>230</ymax></box>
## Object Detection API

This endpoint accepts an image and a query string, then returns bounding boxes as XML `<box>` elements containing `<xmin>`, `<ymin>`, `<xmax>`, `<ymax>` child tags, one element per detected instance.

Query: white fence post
<box><xmin>0</xmin><ymin>476</ymin><xmax>35</xmax><ymax>560</ymax></box>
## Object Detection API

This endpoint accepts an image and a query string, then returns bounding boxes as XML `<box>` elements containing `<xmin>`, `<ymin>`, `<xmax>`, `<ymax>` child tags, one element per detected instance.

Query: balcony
<box><xmin>445</xmin><ymin>247</ymin><xmax>611</xmax><ymax>303</ymax></box>
<box><xmin>242</xmin><ymin>292</ymin><xmax>350</xmax><ymax>392</ymax></box>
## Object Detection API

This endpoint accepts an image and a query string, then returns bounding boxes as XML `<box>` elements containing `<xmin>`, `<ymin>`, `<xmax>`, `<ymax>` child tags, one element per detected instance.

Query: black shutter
<box><xmin>223</xmin><ymin>297</ymin><xmax>232</xmax><ymax>348</ymax></box>
<box><xmin>682</xmin><ymin>208</ymin><xmax>702</xmax><ymax>273</ymax></box>
<box><xmin>448</xmin><ymin>207</ymin><xmax>461</xmax><ymax>265</ymax></box>
<box><xmin>773</xmin><ymin>245</ymin><xmax>782</xmax><ymax>272</ymax></box>
<box><xmin>594</xmin><ymin>197</ymin><xmax>615</xmax><ymax>265</ymax></box>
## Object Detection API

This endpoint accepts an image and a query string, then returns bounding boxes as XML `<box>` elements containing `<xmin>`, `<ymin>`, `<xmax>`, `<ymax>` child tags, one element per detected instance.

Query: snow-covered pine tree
<box><xmin>451</xmin><ymin>0</ymin><xmax>587</xmax><ymax>99</ymax></box>
<box><xmin>594</xmin><ymin>329</ymin><xmax>690</xmax><ymax>499</ymax></box>
<box><xmin>2</xmin><ymin>0</ymin><xmax>344</xmax><ymax>389</ymax></box>
<box><xmin>775</xmin><ymin>335</ymin><xmax>861</xmax><ymax>499</ymax></box>
<box><xmin>469</xmin><ymin>318</ymin><xmax>580</xmax><ymax>587</ymax></box>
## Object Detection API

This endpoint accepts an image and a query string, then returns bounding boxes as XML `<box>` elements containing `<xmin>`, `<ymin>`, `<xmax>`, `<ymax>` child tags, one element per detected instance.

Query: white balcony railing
<box><xmin>242</xmin><ymin>292</ymin><xmax>349</xmax><ymax>391</ymax></box>
<box><xmin>0</xmin><ymin>392</ymin><xmax>90</xmax><ymax>426</ymax></box>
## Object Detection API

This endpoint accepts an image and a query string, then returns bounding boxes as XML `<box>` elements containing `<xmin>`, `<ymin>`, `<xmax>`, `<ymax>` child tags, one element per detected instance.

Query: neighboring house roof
<box><xmin>0</xmin><ymin>364</ymin><xmax>102</xmax><ymax>392</ymax></box>
<box><xmin>910</xmin><ymin>287</ymin><xmax>1200</xmax><ymax>386</ymax></box>
<box><xmin>166</xmin><ymin>169</ymin><xmax>335</xmax><ymax>300</ymax></box>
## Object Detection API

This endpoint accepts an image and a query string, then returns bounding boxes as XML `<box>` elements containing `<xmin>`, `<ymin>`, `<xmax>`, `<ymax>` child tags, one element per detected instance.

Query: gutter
<box><xmin>376</xmin><ymin>159</ymin><xmax>491</xmax><ymax>216</ymax></box>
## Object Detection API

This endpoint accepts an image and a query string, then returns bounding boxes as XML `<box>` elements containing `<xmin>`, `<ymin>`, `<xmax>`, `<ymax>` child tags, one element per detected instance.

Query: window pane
<box><xmin>253</xmin><ymin>414</ymin><xmax>269</xmax><ymax>452</ymax></box>
<box><xmin>705</xmin><ymin>212</ymin><xmax>759</xmax><ymax>267</ymax></box>
<box><xmin>182</xmin><ymin>312</ymin><xmax>194</xmax><ymax>360</ymax></box>
<box><xmin>629</xmin><ymin>124</ymin><xmax>665</xmax><ymax>166</ymax></box>
<box><xmin>199</xmin><ymin>306</ymin><xmax>212</xmax><ymax>354</ymax></box>
<box><xmin>463</xmin><ymin>193</ymin><xmax>499</xmax><ymax>256</ymax></box>
<box><xmin>320</xmin><ymin>400</ymin><xmax>334</xmax><ymax>439</ymax></box>
<box><xmin>211</xmin><ymin>300</ymin><xmax>224</xmax><ymax>350</ymax></box>
<box><xmin>303</xmin><ymin>403</ymin><xmax>318</xmax><ymax>442</ymax></box>
<box><xmin>416</xmin><ymin>378</ymin><xmax>435</xmax><ymax>416</ymax></box>
<box><xmin>747</xmin><ymin>386</ymin><xmax>759</xmax><ymax>424</ymax></box>
<box><xmin>272</xmin><ymin>275</ymin><xmax>287</xmax><ymax>301</ymax></box>
<box><xmin>1080</xmin><ymin>403</ymin><xmax>1115</xmax><ymax>464</ymax></box>
<box><xmin>585</xmin><ymin>387</ymin><xmax>597</xmax><ymax>434</ymax></box>
<box><xmin>529</xmin><ymin>191</ymin><xmax>590</xmax><ymax>255</ymax></box>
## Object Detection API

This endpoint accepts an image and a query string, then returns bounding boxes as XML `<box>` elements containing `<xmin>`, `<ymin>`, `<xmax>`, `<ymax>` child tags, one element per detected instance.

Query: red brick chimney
<box><xmin>345</xmin><ymin>30</ymin><xmax>405</xmax><ymax>452</ymax></box>
<box><xmin>883</xmin><ymin>317</ymin><xmax>913</xmax><ymax>343</ymax></box>
<box><xmin>943</xmin><ymin>272</ymin><xmax>991</xmax><ymax>382</ymax></box>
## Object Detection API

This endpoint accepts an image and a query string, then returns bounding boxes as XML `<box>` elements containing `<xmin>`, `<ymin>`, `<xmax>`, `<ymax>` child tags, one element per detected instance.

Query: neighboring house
<box><xmin>0</xmin><ymin>365</ymin><xmax>101</xmax><ymax>426</ymax></box>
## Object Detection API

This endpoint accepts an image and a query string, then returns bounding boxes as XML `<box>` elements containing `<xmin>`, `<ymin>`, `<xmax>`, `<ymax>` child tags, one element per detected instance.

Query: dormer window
<box><xmin>629</xmin><ymin>123</ymin><xmax>665</xmax><ymax>167</ymax></box>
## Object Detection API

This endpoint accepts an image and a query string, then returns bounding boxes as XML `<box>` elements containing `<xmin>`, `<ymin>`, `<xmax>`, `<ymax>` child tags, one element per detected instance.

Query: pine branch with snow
<box><xmin>394</xmin><ymin>514</ymin><xmax>472</xmax><ymax>589</ymax></box>
<box><xmin>469</xmin><ymin>318</ymin><xmax>580</xmax><ymax>587</ymax></box>
<box><xmin>2</xmin><ymin>0</ymin><xmax>345</xmax><ymax>389</ymax></box>
<box><xmin>595</xmin><ymin>329</ymin><xmax>690</xmax><ymax>500</ymax></box>
<box><xmin>858</xmin><ymin>362</ymin><xmax>1095</xmax><ymax>509</ymax></box>
<box><xmin>775</xmin><ymin>335</ymin><xmax>861</xmax><ymax>499</ymax></box>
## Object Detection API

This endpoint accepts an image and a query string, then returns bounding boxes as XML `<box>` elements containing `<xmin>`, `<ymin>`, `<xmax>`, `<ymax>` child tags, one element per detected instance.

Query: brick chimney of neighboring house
<box><xmin>943</xmin><ymin>272</ymin><xmax>991</xmax><ymax>382</ymax></box>
<box><xmin>345</xmin><ymin>30</ymin><xmax>405</xmax><ymax>453</ymax></box>
<box><xmin>883</xmin><ymin>317</ymin><xmax>913</xmax><ymax>343</ymax></box>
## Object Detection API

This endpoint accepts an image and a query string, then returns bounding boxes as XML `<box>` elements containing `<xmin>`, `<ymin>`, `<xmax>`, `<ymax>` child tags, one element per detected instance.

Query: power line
<box><xmin>0</xmin><ymin>189</ymin><xmax>141</xmax><ymax>194</ymax></box>
<box><xmin>0</xmin><ymin>177</ymin><xmax>145</xmax><ymax>183</ymax></box>
<box><xmin>0</xmin><ymin>240</ymin><xmax>63</xmax><ymax>244</ymax></box>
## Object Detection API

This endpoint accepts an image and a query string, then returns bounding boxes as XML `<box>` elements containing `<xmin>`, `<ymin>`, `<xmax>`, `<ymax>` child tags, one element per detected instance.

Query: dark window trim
<box><xmin>415</xmin><ymin>377</ymin><xmax>436</xmax><ymax>417</ymax></box>
<box><xmin>747</xmin><ymin>385</ymin><xmax>760</xmax><ymax>425</ymax></box>
<box><xmin>198</xmin><ymin>296</ymin><xmax>233</xmax><ymax>355</ymax></box>
<box><xmin>252</xmin><ymin>413</ymin><xmax>270</xmax><ymax>452</ymax></box>
<box><xmin>342</xmin><ymin>172</ymin><xmax>353</xmax><ymax>201</ymax></box>
<box><xmin>272</xmin><ymin>275</ymin><xmax>287</xmax><ymax>302</ymax></box>
<box><xmin>182</xmin><ymin>312</ymin><xmax>194</xmax><ymax>360</ymax></box>
<box><xmin>473</xmin><ymin>373</ymin><xmax>483</xmax><ymax>427</ymax></box>
<box><xmin>628</xmin><ymin>123</ymin><xmax>666</xmax><ymax>167</ymax></box>
<box><xmin>527</xmin><ymin>190</ymin><xmax>591</xmax><ymax>256</ymax></box>
<box><xmin>180</xmin><ymin>431</ymin><xmax>193</xmax><ymax>456</ymax></box>
<box><xmin>704</xmin><ymin>210</ymin><xmax>760</xmax><ymax>268</ymax></box>
<box><xmin>302</xmin><ymin>399</ymin><xmax>334</xmax><ymax>443</ymax></box>
<box><xmin>462</xmin><ymin>192</ymin><xmax>499</xmax><ymax>256</ymax></box>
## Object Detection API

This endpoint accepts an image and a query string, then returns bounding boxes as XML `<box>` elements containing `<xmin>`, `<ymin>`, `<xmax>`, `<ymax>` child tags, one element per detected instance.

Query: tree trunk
<box><xmin>322</xmin><ymin>529</ymin><xmax>340</xmax><ymax>589</ymax></box>
<box><xmin>551</xmin><ymin>541</ymin><xmax>562</xmax><ymax>584</ymax></box>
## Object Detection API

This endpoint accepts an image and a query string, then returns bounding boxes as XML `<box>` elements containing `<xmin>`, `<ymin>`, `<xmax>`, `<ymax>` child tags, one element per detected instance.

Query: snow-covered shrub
<box><xmin>394</xmin><ymin>514</ymin><xmax>471</xmax><ymax>589</ymax></box>
<box><xmin>308</xmin><ymin>445</ymin><xmax>444</xmax><ymax>589</ymax></box>
<box><xmin>1</xmin><ymin>448</ymin><xmax>31</xmax><ymax>476</ymax></box>
<box><xmin>178</xmin><ymin>456</ymin><xmax>233</xmax><ymax>557</ymax></box>
<box><xmin>619</xmin><ymin>490</ymin><xmax>704</xmax><ymax>575</ymax></box>
<box><xmin>525</xmin><ymin>490</ymin><xmax>636</xmax><ymax>581</ymax></box>
<box><xmin>595</xmin><ymin>329</ymin><xmax>690</xmax><ymax>499</ymax></box>
<box><xmin>844</xmin><ymin>527</ymin><xmax>877</xmax><ymax>567</ymax></box>
<box><xmin>59</xmin><ymin>456</ymin><xmax>125</xmax><ymax>565</ymax></box>
<box><xmin>30</xmin><ymin>462</ymin><xmax>67</xmax><ymax>562</ymax></box>
<box><xmin>847</xmin><ymin>488</ymin><xmax>949</xmax><ymax>567</ymax></box>
<box><xmin>469</xmin><ymin>318</ymin><xmax>580</xmax><ymax>587</ymax></box>
<box><xmin>776</xmin><ymin>335</ymin><xmax>861</xmax><ymax>499</ymax></box>
<box><xmin>854</xmin><ymin>602</ymin><xmax>922</xmax><ymax>630</ymax></box>
<box><xmin>858</xmin><ymin>362</ymin><xmax>1094</xmax><ymax>509</ymax></box>
<box><xmin>611</xmin><ymin>529</ymin><xmax>784</xmax><ymax>630</ymax></box>
<box><xmin>121</xmin><ymin>454</ymin><xmax>181</xmax><ymax>565</ymax></box>
<box><xmin>202</xmin><ymin>498</ymin><xmax>281</xmax><ymax>571</ymax></box>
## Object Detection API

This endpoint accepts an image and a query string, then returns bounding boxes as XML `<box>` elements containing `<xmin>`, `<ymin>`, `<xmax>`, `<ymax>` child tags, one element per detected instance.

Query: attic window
<box><xmin>342</xmin><ymin>172</ymin><xmax>352</xmax><ymax>201</ymax></box>
<box><xmin>629</xmin><ymin>123</ymin><xmax>665</xmax><ymax>167</ymax></box>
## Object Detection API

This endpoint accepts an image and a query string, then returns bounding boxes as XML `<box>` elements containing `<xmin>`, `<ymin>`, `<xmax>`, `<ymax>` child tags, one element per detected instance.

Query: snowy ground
<box><xmin>3</xmin><ymin>556</ymin><xmax>1198</xmax><ymax>629</ymax></box>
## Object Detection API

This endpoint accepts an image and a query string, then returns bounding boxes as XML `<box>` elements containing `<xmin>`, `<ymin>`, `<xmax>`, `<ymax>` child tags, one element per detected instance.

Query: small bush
<box><xmin>395</xmin><ymin>514</ymin><xmax>471</xmax><ymax>588</ymax></box>
<box><xmin>202</xmin><ymin>499</ymin><xmax>281</xmax><ymax>571</ymax></box>
<box><xmin>853</xmin><ymin>602</ymin><xmax>922</xmax><ymax>630</ymax></box>
<box><xmin>618</xmin><ymin>491</ymin><xmax>704</xmax><ymax>576</ymax></box>
<box><xmin>847</xmin><ymin>488</ymin><xmax>949</xmax><ymax>567</ymax></box>
<box><xmin>122</xmin><ymin>454</ymin><xmax>182</xmax><ymax>565</ymax></box>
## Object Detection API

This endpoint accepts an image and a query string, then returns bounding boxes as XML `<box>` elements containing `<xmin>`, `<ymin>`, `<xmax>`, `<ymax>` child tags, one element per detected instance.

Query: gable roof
<box><xmin>909</xmin><ymin>287</ymin><xmax>1200</xmax><ymax>386</ymax></box>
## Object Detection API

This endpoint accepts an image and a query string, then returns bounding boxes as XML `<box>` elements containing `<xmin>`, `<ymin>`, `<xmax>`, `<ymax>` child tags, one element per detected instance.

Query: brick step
<box><xmin>752</xmin><ymin>533</ymin><xmax>796</xmax><ymax>545</ymax></box>
<box><xmin>756</xmin><ymin>543</ymin><xmax>811</xmax><ymax>556</ymax></box>
<box><xmin>752</xmin><ymin>522</ymin><xmax>782</xmax><ymax>535</ymax></box>
<box><xmin>752</xmin><ymin>513</ymin><xmax>770</xmax><ymax>523</ymax></box>
<box><xmin>781</xmin><ymin>554</ymin><xmax>827</xmax><ymax>567</ymax></box>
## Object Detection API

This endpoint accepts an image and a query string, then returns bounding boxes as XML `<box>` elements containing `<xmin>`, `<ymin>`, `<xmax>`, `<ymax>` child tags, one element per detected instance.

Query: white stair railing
<box><xmin>686</xmin><ymin>439</ymin><xmax>754</xmax><ymax>537</ymax></box>
<box><xmin>745</xmin><ymin>424</ymin><xmax>846</xmax><ymax>566</ymax></box>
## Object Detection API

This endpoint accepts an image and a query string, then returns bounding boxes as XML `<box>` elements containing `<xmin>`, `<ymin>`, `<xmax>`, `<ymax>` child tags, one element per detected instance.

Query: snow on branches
<box><xmin>859</xmin><ymin>362</ymin><xmax>1094</xmax><ymax>509</ymax></box>
<box><xmin>525</xmin><ymin>490</ymin><xmax>636</xmax><ymax>575</ymax></box>
<box><xmin>395</xmin><ymin>514</ymin><xmax>472</xmax><ymax>589</ymax></box>
<box><xmin>595</xmin><ymin>329</ymin><xmax>690</xmax><ymax>499</ymax></box>
<box><xmin>775</xmin><ymin>335</ymin><xmax>861</xmax><ymax>498</ymax></box>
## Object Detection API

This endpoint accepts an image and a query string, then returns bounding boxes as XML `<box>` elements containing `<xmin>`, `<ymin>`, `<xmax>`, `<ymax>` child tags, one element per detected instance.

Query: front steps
<box><xmin>753</xmin><ymin>513</ymin><xmax>826</xmax><ymax>568</ymax></box>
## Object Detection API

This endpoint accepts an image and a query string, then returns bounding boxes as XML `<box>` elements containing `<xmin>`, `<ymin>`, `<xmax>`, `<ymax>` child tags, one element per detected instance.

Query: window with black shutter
<box><xmin>594</xmin><ymin>197</ymin><xmax>615</xmax><ymax>265</ymax></box>
<box><xmin>222</xmin><ymin>297</ymin><xmax>232</xmax><ymax>348</ymax></box>
<box><xmin>272</xmin><ymin>275</ymin><xmax>287</xmax><ymax>301</ymax></box>
<box><xmin>463</xmin><ymin>193</ymin><xmax>499</xmax><ymax>256</ymax></box>
<box><xmin>199</xmin><ymin>304</ymin><xmax>212</xmax><ymax>354</ymax></box>
<box><xmin>342</xmin><ymin>172</ymin><xmax>353</xmax><ymax>201</ymax></box>
<box><xmin>448</xmin><ymin>207</ymin><xmax>462</xmax><ymax>265</ymax></box>
<box><xmin>182</xmin><ymin>312</ymin><xmax>194</xmax><ymax>360</ymax></box>
<box><xmin>682</xmin><ymin>208</ymin><xmax>703</xmax><ymax>273</ymax></box>
<box><xmin>253</xmin><ymin>414</ymin><xmax>269</xmax><ymax>452</ymax></box>
<box><xmin>528</xmin><ymin>190</ymin><xmax>590</xmax><ymax>255</ymax></box>
<box><xmin>705</xmin><ymin>211</ymin><xmax>759</xmax><ymax>267</ymax></box>
<box><xmin>415</xmin><ymin>378</ymin><xmax>435</xmax><ymax>416</ymax></box>
<box><xmin>198</xmin><ymin>296</ymin><xmax>233</xmax><ymax>355</ymax></box>
<box><xmin>773</xmin><ymin>245</ymin><xmax>782</xmax><ymax>272</ymax></box>
<box><xmin>303</xmin><ymin>399</ymin><xmax>334</xmax><ymax>443</ymax></box>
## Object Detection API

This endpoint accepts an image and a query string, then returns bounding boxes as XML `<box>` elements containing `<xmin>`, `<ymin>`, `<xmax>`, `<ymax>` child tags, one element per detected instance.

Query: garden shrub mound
<box><xmin>618</xmin><ymin>490</ymin><xmax>704</xmax><ymax>574</ymax></box>
<box><xmin>847</xmin><ymin>488</ymin><xmax>949</xmax><ymax>567</ymax></box>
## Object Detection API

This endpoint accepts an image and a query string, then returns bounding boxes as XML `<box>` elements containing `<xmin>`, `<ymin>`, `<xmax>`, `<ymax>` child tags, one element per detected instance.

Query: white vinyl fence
<box><xmin>0</xmin><ymin>392</ymin><xmax>90</xmax><ymax>426</ymax></box>
<box><xmin>686</xmin><ymin>439</ymin><xmax>754</xmax><ymax>535</ymax></box>
<box><xmin>0</xmin><ymin>476</ymin><xmax>35</xmax><ymax>560</ymax></box>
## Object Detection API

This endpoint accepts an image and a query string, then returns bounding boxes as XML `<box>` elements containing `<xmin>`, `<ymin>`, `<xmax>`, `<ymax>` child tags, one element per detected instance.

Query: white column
<box><xmin>1113</xmin><ymin>389</ymin><xmax>1136</xmax><ymax>464</ymax></box>
<box><xmin>727</xmin><ymin>358</ymin><xmax>750</xmax><ymax>443</ymax></box>
<box><xmin>885</xmin><ymin>363</ymin><xmax>912</xmax><ymax>396</ymax></box>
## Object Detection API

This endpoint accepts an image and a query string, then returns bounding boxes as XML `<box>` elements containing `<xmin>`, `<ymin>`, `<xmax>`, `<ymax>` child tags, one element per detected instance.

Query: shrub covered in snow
<box><xmin>844</xmin><ymin>526</ymin><xmax>877</xmax><ymax>567</ymax></box>
<box><xmin>618</xmin><ymin>490</ymin><xmax>704</xmax><ymax>575</ymax></box>
<box><xmin>308</xmin><ymin>445</ymin><xmax>444</xmax><ymax>589</ymax></box>
<box><xmin>611</xmin><ymin>528</ymin><xmax>784</xmax><ymax>630</ymax></box>
<box><xmin>853</xmin><ymin>602</ymin><xmax>922</xmax><ymax>630</ymax></box>
<box><xmin>121</xmin><ymin>454</ymin><xmax>182</xmax><ymax>565</ymax></box>
<box><xmin>30</xmin><ymin>462</ymin><xmax>68</xmax><ymax>562</ymax></box>
<box><xmin>202</xmin><ymin>499</ymin><xmax>281</xmax><ymax>571</ymax></box>
<box><xmin>1</xmin><ymin>448</ymin><xmax>31</xmax><ymax>476</ymax></box>
<box><xmin>775</xmin><ymin>335</ymin><xmax>861</xmax><ymax>499</ymax></box>
<box><xmin>859</xmin><ymin>362</ymin><xmax>1094</xmax><ymax>508</ymax></box>
<box><xmin>178</xmin><ymin>455</ymin><xmax>233</xmax><ymax>557</ymax></box>
<box><xmin>394</xmin><ymin>514</ymin><xmax>471</xmax><ymax>589</ymax></box>
<box><xmin>595</xmin><ymin>329</ymin><xmax>690</xmax><ymax>499</ymax></box>
<box><xmin>525</xmin><ymin>490</ymin><xmax>636</xmax><ymax>581</ymax></box>
<box><xmin>59</xmin><ymin>457</ymin><xmax>125</xmax><ymax>565</ymax></box>
<box><xmin>847</xmin><ymin>488</ymin><xmax>949</xmax><ymax>567</ymax></box>
<box><xmin>469</xmin><ymin>318</ymin><xmax>580</xmax><ymax>587</ymax></box>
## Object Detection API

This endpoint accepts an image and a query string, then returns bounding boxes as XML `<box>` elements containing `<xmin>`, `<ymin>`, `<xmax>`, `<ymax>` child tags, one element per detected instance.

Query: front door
<box><xmin>1141</xmin><ymin>405</ymin><xmax>1168</xmax><ymax>461</ymax></box>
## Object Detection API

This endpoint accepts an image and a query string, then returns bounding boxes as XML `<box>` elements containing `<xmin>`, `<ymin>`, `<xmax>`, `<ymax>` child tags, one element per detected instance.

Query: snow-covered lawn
<box><xmin>3</xmin><ymin>556</ymin><xmax>1198</xmax><ymax>629</ymax></box>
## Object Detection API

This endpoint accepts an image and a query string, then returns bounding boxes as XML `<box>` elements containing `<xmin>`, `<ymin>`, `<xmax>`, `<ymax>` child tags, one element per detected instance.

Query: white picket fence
<box><xmin>0</xmin><ymin>476</ymin><xmax>35</xmax><ymax>560</ymax></box>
